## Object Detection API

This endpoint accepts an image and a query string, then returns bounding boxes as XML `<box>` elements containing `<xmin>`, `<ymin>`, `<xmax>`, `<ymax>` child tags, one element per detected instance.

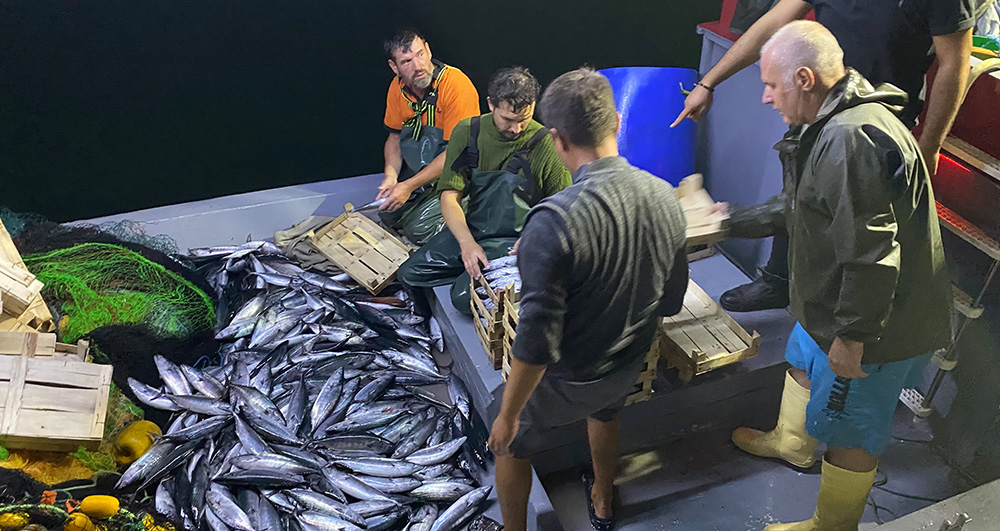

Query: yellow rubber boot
<box><xmin>732</xmin><ymin>369</ymin><xmax>818</xmax><ymax>468</ymax></box>
<box><xmin>765</xmin><ymin>459</ymin><xmax>876</xmax><ymax>530</ymax></box>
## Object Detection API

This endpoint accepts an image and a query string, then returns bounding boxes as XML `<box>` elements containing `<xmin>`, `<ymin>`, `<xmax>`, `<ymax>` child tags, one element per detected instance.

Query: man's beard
<box><xmin>408</xmin><ymin>70</ymin><xmax>433</xmax><ymax>90</ymax></box>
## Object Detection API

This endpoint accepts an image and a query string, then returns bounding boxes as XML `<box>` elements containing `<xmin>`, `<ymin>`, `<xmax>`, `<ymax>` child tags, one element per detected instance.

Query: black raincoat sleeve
<box><xmin>816</xmin><ymin>125</ymin><xmax>902</xmax><ymax>344</ymax></box>
<box><xmin>727</xmin><ymin>193</ymin><xmax>787</xmax><ymax>239</ymax></box>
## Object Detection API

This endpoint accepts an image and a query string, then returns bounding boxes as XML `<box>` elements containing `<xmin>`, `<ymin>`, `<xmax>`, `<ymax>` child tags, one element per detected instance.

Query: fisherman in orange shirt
<box><xmin>376</xmin><ymin>29</ymin><xmax>481</xmax><ymax>244</ymax></box>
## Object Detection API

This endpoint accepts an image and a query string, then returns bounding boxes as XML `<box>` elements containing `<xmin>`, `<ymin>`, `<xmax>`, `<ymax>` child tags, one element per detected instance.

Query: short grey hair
<box><xmin>761</xmin><ymin>20</ymin><xmax>844</xmax><ymax>88</ymax></box>
<box><xmin>540</xmin><ymin>68</ymin><xmax>617</xmax><ymax>148</ymax></box>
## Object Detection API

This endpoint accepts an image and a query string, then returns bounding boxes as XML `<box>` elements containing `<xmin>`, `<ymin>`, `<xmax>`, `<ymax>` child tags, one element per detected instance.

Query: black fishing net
<box><xmin>88</xmin><ymin>325</ymin><xmax>221</xmax><ymax>427</ymax></box>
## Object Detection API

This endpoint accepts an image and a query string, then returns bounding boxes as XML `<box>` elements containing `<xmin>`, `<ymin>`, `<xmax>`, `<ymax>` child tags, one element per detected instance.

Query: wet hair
<box><xmin>384</xmin><ymin>29</ymin><xmax>426</xmax><ymax>61</ymax></box>
<box><xmin>487</xmin><ymin>66</ymin><xmax>541</xmax><ymax>114</ymax></box>
<box><xmin>540</xmin><ymin>68</ymin><xmax>617</xmax><ymax>148</ymax></box>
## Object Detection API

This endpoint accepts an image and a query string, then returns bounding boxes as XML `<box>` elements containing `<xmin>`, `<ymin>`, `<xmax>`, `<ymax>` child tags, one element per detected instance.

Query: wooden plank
<box><xmin>0</xmin><ymin>221</ymin><xmax>25</xmax><ymax>269</ymax></box>
<box><xmin>0</xmin><ymin>332</ymin><xmax>57</xmax><ymax>356</ymax></box>
<box><xmin>20</xmin><ymin>384</ymin><xmax>100</xmax><ymax>414</ymax></box>
<box><xmin>0</xmin><ymin>357</ymin><xmax>27</xmax><ymax>434</ymax></box>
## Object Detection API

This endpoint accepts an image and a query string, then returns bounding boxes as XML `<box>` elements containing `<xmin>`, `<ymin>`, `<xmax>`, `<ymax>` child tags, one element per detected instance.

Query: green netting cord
<box><xmin>69</xmin><ymin>447</ymin><xmax>116</xmax><ymax>474</ymax></box>
<box><xmin>22</xmin><ymin>243</ymin><xmax>214</xmax><ymax>342</ymax></box>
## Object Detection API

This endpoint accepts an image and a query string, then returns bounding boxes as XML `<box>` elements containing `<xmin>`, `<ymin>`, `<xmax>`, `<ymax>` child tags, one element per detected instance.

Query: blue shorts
<box><xmin>785</xmin><ymin>323</ymin><xmax>931</xmax><ymax>456</ymax></box>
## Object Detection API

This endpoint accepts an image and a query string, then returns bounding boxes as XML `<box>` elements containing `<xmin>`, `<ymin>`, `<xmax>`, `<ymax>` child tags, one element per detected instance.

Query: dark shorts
<box><xmin>509</xmin><ymin>355</ymin><xmax>647</xmax><ymax>459</ymax></box>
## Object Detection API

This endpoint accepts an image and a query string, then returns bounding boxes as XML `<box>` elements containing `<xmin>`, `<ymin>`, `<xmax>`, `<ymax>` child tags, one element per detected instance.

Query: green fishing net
<box><xmin>22</xmin><ymin>243</ymin><xmax>214</xmax><ymax>342</ymax></box>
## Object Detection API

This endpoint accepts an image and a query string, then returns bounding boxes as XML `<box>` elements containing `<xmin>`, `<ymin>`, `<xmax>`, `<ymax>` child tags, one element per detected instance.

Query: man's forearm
<box><xmin>384</xmin><ymin>133</ymin><xmax>402</xmax><ymax>179</ymax></box>
<box><xmin>404</xmin><ymin>151</ymin><xmax>446</xmax><ymax>190</ymax></box>
<box><xmin>700</xmin><ymin>0</ymin><xmax>811</xmax><ymax>87</ymax></box>
<box><xmin>441</xmin><ymin>190</ymin><xmax>475</xmax><ymax>246</ymax></box>
<box><xmin>919</xmin><ymin>30</ymin><xmax>972</xmax><ymax>158</ymax></box>
<box><xmin>497</xmin><ymin>356</ymin><xmax>547</xmax><ymax>422</ymax></box>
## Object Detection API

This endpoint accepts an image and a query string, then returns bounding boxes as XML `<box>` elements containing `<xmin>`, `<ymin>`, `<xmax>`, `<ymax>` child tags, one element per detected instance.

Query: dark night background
<box><xmin>1</xmin><ymin>1</ymin><xmax>723</xmax><ymax>221</ymax></box>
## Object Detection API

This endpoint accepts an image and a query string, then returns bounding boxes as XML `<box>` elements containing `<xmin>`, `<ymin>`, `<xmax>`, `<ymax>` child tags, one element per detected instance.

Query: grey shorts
<box><xmin>509</xmin><ymin>355</ymin><xmax>647</xmax><ymax>459</ymax></box>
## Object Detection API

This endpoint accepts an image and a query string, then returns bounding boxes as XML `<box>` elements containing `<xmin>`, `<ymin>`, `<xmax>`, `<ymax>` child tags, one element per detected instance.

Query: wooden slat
<box><xmin>20</xmin><ymin>384</ymin><xmax>100</xmax><ymax>414</ymax></box>
<box><xmin>0</xmin><ymin>332</ymin><xmax>56</xmax><ymax>356</ymax></box>
<box><xmin>0</xmin><ymin>357</ymin><xmax>27</xmax><ymax>434</ymax></box>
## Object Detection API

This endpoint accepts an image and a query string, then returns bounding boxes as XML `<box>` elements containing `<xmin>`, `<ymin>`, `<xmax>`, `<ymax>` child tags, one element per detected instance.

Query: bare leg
<box><xmin>789</xmin><ymin>367</ymin><xmax>810</xmax><ymax>390</ymax></box>
<box><xmin>495</xmin><ymin>454</ymin><xmax>533</xmax><ymax>531</ymax></box>
<box><xmin>587</xmin><ymin>417</ymin><xmax>620</xmax><ymax>519</ymax></box>
<box><xmin>826</xmin><ymin>446</ymin><xmax>878</xmax><ymax>473</ymax></box>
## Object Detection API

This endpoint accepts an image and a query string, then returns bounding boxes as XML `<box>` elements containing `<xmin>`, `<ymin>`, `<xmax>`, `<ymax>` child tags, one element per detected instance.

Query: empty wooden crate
<box><xmin>309</xmin><ymin>205</ymin><xmax>413</xmax><ymax>294</ymax></box>
<box><xmin>661</xmin><ymin>279</ymin><xmax>761</xmax><ymax>382</ymax></box>
<box><xmin>0</xmin><ymin>355</ymin><xmax>112</xmax><ymax>451</ymax></box>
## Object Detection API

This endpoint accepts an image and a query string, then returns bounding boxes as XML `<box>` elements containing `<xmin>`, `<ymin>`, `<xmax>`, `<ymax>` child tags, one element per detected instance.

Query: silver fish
<box><xmin>391</xmin><ymin>417</ymin><xmax>438</xmax><ymax>458</ymax></box>
<box><xmin>169</xmin><ymin>395</ymin><xmax>233</xmax><ymax>416</ymax></box>
<box><xmin>334</xmin><ymin>457</ymin><xmax>423</xmax><ymax>478</ymax></box>
<box><xmin>154</xmin><ymin>355</ymin><xmax>192</xmax><ymax>396</ymax></box>
<box><xmin>348</xmin><ymin>499</ymin><xmax>399</xmax><ymax>518</ymax></box>
<box><xmin>429</xmin><ymin>316</ymin><xmax>444</xmax><ymax>352</ymax></box>
<box><xmin>410</xmin><ymin>504</ymin><xmax>439</xmax><ymax>531</ymax></box>
<box><xmin>215</xmin><ymin>469</ymin><xmax>306</xmax><ymax>488</ymax></box>
<box><xmin>430</xmin><ymin>486</ymin><xmax>493</xmax><ymax>531</ymax></box>
<box><xmin>154</xmin><ymin>477</ymin><xmax>179</xmax><ymax>520</ymax></box>
<box><xmin>286</xmin><ymin>490</ymin><xmax>366</xmax><ymax>528</ymax></box>
<box><xmin>231</xmin><ymin>452</ymin><xmax>318</xmax><ymax>476</ymax></box>
<box><xmin>483</xmin><ymin>255</ymin><xmax>516</xmax><ymax>271</ymax></box>
<box><xmin>447</xmin><ymin>374</ymin><xmax>471</xmax><ymax>420</ymax></box>
<box><xmin>410</xmin><ymin>481</ymin><xmax>475</xmax><ymax>502</ymax></box>
<box><xmin>355</xmin><ymin>475</ymin><xmax>421</xmax><ymax>494</ymax></box>
<box><xmin>296</xmin><ymin>511</ymin><xmax>364</xmax><ymax>531</ymax></box>
<box><xmin>406</xmin><ymin>436</ymin><xmax>467</xmax><ymax>466</ymax></box>
<box><xmin>234</xmin><ymin>416</ymin><xmax>271</xmax><ymax>456</ymax></box>
<box><xmin>311</xmin><ymin>367</ymin><xmax>344</xmax><ymax>428</ymax></box>
<box><xmin>413</xmin><ymin>463</ymin><xmax>454</xmax><ymax>481</ymax></box>
<box><xmin>128</xmin><ymin>377</ymin><xmax>181</xmax><ymax>411</ymax></box>
<box><xmin>321</xmin><ymin>467</ymin><xmax>395</xmax><ymax>503</ymax></box>
<box><xmin>206</xmin><ymin>484</ymin><xmax>254</xmax><ymax>531</ymax></box>
<box><xmin>180</xmin><ymin>364</ymin><xmax>226</xmax><ymax>399</ymax></box>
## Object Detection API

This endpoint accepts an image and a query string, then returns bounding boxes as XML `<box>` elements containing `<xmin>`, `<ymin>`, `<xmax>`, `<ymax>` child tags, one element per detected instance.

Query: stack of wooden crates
<box><xmin>0</xmin><ymin>220</ymin><xmax>111</xmax><ymax>451</ymax></box>
<box><xmin>0</xmin><ymin>220</ymin><xmax>54</xmax><ymax>334</ymax></box>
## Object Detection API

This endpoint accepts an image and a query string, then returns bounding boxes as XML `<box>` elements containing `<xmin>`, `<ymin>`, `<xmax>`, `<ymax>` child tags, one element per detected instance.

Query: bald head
<box><xmin>761</xmin><ymin>20</ymin><xmax>845</xmax><ymax>89</ymax></box>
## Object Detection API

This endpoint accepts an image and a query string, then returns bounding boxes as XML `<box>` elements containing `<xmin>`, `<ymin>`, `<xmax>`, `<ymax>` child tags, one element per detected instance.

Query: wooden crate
<box><xmin>0</xmin><ymin>350</ymin><xmax>112</xmax><ymax>452</ymax></box>
<box><xmin>661</xmin><ymin>279</ymin><xmax>761</xmax><ymax>382</ymax></box>
<box><xmin>0</xmin><ymin>332</ymin><xmax>89</xmax><ymax>361</ymax></box>
<box><xmin>471</xmin><ymin>275</ymin><xmax>515</xmax><ymax>370</ymax></box>
<box><xmin>624</xmin><ymin>330</ymin><xmax>663</xmax><ymax>405</ymax></box>
<box><xmin>678</xmin><ymin>174</ymin><xmax>729</xmax><ymax>247</ymax></box>
<box><xmin>0</xmin><ymin>220</ymin><xmax>54</xmax><ymax>332</ymax></box>
<box><xmin>308</xmin><ymin>204</ymin><xmax>413</xmax><ymax>294</ymax></box>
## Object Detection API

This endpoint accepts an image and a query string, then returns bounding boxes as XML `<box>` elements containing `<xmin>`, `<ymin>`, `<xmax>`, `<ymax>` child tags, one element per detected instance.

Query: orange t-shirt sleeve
<box><xmin>384</xmin><ymin>79</ymin><xmax>409</xmax><ymax>133</ymax></box>
<box><xmin>435</xmin><ymin>68</ymin><xmax>481</xmax><ymax>141</ymax></box>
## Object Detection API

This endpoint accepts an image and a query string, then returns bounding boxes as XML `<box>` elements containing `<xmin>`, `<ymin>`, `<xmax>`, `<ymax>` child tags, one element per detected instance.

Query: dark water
<box><xmin>1</xmin><ymin>1</ymin><xmax>722</xmax><ymax>221</ymax></box>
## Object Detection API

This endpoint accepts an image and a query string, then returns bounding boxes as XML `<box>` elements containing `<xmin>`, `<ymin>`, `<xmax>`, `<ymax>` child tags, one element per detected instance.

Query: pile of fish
<box><xmin>474</xmin><ymin>256</ymin><xmax>521</xmax><ymax>327</ymax></box>
<box><xmin>123</xmin><ymin>241</ymin><xmax>493</xmax><ymax>531</ymax></box>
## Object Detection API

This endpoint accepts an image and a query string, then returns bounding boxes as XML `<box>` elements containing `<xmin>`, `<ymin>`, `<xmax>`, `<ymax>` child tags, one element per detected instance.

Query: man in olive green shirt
<box><xmin>397</xmin><ymin>67</ymin><xmax>571</xmax><ymax>298</ymax></box>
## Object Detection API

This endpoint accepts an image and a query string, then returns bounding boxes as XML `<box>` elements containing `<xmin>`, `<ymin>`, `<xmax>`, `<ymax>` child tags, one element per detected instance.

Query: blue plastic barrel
<box><xmin>599</xmin><ymin>67</ymin><xmax>697</xmax><ymax>186</ymax></box>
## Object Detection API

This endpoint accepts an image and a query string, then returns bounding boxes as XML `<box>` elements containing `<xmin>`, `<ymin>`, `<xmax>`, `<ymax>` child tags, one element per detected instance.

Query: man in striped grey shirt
<box><xmin>487</xmin><ymin>68</ymin><xmax>689</xmax><ymax>531</ymax></box>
